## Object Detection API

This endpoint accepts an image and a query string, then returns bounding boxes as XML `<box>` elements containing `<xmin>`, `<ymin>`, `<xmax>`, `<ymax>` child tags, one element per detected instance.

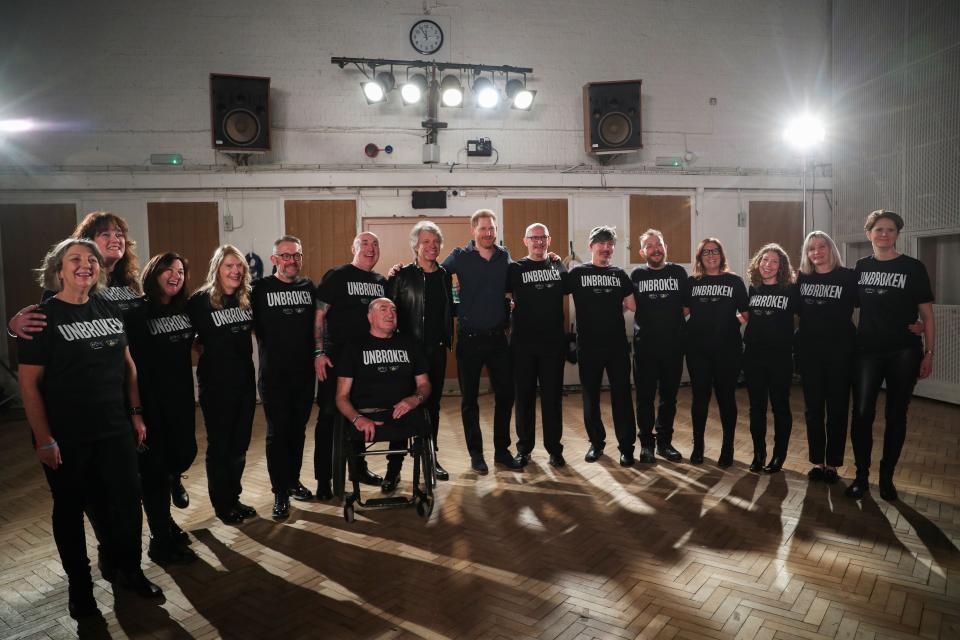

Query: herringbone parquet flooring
<box><xmin>0</xmin><ymin>387</ymin><xmax>957</xmax><ymax>639</ymax></box>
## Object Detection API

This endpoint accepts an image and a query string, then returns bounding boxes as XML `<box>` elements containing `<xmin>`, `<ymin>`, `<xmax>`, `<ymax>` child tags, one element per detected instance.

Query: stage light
<box><xmin>506</xmin><ymin>79</ymin><xmax>536</xmax><ymax>110</ymax></box>
<box><xmin>0</xmin><ymin>119</ymin><xmax>34</xmax><ymax>132</ymax></box>
<box><xmin>401</xmin><ymin>73</ymin><xmax>427</xmax><ymax>105</ymax></box>
<box><xmin>440</xmin><ymin>75</ymin><xmax>463</xmax><ymax>107</ymax></box>
<box><xmin>473</xmin><ymin>77</ymin><xmax>499</xmax><ymax>109</ymax></box>
<box><xmin>783</xmin><ymin>113</ymin><xmax>825</xmax><ymax>152</ymax></box>
<box><xmin>362</xmin><ymin>70</ymin><xmax>396</xmax><ymax>104</ymax></box>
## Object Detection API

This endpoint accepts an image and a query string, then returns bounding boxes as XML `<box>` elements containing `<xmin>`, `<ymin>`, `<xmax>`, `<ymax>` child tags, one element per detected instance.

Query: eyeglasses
<box><xmin>525</xmin><ymin>235</ymin><xmax>550</xmax><ymax>242</ymax></box>
<box><xmin>275</xmin><ymin>252</ymin><xmax>304</xmax><ymax>261</ymax></box>
<box><xmin>701</xmin><ymin>248</ymin><xmax>721</xmax><ymax>256</ymax></box>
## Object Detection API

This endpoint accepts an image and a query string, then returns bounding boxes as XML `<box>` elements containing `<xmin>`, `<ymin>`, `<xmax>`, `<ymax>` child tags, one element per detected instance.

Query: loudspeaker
<box><xmin>210</xmin><ymin>73</ymin><xmax>271</xmax><ymax>152</ymax></box>
<box><xmin>582</xmin><ymin>80</ymin><xmax>642</xmax><ymax>154</ymax></box>
<box><xmin>412</xmin><ymin>190</ymin><xmax>447</xmax><ymax>209</ymax></box>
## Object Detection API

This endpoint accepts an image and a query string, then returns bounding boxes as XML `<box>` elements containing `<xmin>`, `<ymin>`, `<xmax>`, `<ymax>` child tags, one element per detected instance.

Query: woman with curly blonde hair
<box><xmin>743</xmin><ymin>243</ymin><xmax>798</xmax><ymax>473</ymax></box>
<box><xmin>187</xmin><ymin>245</ymin><xmax>257</xmax><ymax>523</ymax></box>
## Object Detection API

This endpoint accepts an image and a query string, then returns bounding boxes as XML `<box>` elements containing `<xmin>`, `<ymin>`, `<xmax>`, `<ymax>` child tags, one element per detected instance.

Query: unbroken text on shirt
<box><xmin>362</xmin><ymin>349</ymin><xmax>411</xmax><ymax>365</ymax></box>
<box><xmin>57</xmin><ymin>318</ymin><xmax>125</xmax><ymax>341</ymax></box>
<box><xmin>635</xmin><ymin>278</ymin><xmax>679</xmax><ymax>293</ymax></box>
<box><xmin>211</xmin><ymin>307</ymin><xmax>253</xmax><ymax>327</ymax></box>
<box><xmin>346</xmin><ymin>282</ymin><xmax>386</xmax><ymax>297</ymax></box>
<box><xmin>98</xmin><ymin>286</ymin><xmax>140</xmax><ymax>302</ymax></box>
<box><xmin>858</xmin><ymin>272</ymin><xmax>907</xmax><ymax>289</ymax></box>
<box><xmin>147</xmin><ymin>314</ymin><xmax>192</xmax><ymax>336</ymax></box>
<box><xmin>691</xmin><ymin>284</ymin><xmax>733</xmax><ymax>298</ymax></box>
<box><xmin>521</xmin><ymin>269</ymin><xmax>562</xmax><ymax>284</ymax></box>
<box><xmin>799</xmin><ymin>283</ymin><xmax>843</xmax><ymax>299</ymax></box>
<box><xmin>749</xmin><ymin>294</ymin><xmax>790</xmax><ymax>310</ymax></box>
<box><xmin>581</xmin><ymin>274</ymin><xmax>621</xmax><ymax>288</ymax></box>
<box><xmin>266</xmin><ymin>290</ymin><xmax>313</xmax><ymax>307</ymax></box>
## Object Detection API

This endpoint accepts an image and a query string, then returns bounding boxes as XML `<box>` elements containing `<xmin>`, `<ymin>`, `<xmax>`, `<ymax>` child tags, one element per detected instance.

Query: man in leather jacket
<box><xmin>387</xmin><ymin>221</ymin><xmax>454</xmax><ymax>480</ymax></box>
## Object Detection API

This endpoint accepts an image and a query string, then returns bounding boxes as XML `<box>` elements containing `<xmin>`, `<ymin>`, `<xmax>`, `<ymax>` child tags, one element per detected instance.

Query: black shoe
<box><xmin>148</xmin><ymin>537</ymin><xmax>197</xmax><ymax>565</ymax></box>
<box><xmin>823</xmin><ymin>468</ymin><xmax>839</xmax><ymax>485</ymax></box>
<box><xmin>638</xmin><ymin>446</ymin><xmax>655</xmax><ymax>464</ymax></box>
<box><xmin>619</xmin><ymin>452</ymin><xmax>635</xmax><ymax>467</ymax></box>
<box><xmin>749</xmin><ymin>455</ymin><xmax>766</xmax><ymax>473</ymax></box>
<box><xmin>807</xmin><ymin>467</ymin><xmax>825</xmax><ymax>482</ymax></box>
<box><xmin>168</xmin><ymin>518</ymin><xmax>190</xmax><ymax>545</ymax></box>
<box><xmin>235</xmin><ymin>502</ymin><xmax>257</xmax><ymax>519</ymax></box>
<box><xmin>845</xmin><ymin>476</ymin><xmax>869</xmax><ymax>499</ymax></box>
<box><xmin>381</xmin><ymin>470</ymin><xmax>400</xmax><ymax>493</ymax></box>
<box><xmin>170</xmin><ymin>475</ymin><xmax>189</xmax><ymax>509</ymax></box>
<box><xmin>216</xmin><ymin>507</ymin><xmax>246</xmax><ymax>524</ymax></box>
<box><xmin>353</xmin><ymin>466</ymin><xmax>383</xmax><ymax>487</ymax></box>
<box><xmin>68</xmin><ymin>585</ymin><xmax>99</xmax><ymax>619</ymax></box>
<box><xmin>656</xmin><ymin>444</ymin><xmax>682</xmax><ymax>462</ymax></box>
<box><xmin>690</xmin><ymin>441</ymin><xmax>704</xmax><ymax>465</ymax></box>
<box><xmin>471</xmin><ymin>456</ymin><xmax>489</xmax><ymax>475</ymax></box>
<box><xmin>584</xmin><ymin>445</ymin><xmax>603</xmax><ymax>463</ymax></box>
<box><xmin>717</xmin><ymin>448</ymin><xmax>734</xmax><ymax>468</ymax></box>
<box><xmin>514</xmin><ymin>452</ymin><xmax>531</xmax><ymax>467</ymax></box>
<box><xmin>548</xmin><ymin>453</ymin><xmax>566</xmax><ymax>468</ymax></box>
<box><xmin>272</xmin><ymin>493</ymin><xmax>290</xmax><ymax>521</ymax></box>
<box><xmin>879</xmin><ymin>474</ymin><xmax>898</xmax><ymax>501</ymax></box>
<box><xmin>289</xmin><ymin>482</ymin><xmax>313</xmax><ymax>502</ymax></box>
<box><xmin>494</xmin><ymin>451</ymin><xmax>524</xmax><ymax>470</ymax></box>
<box><xmin>434</xmin><ymin>460</ymin><xmax>450</xmax><ymax>481</ymax></box>
<box><xmin>117</xmin><ymin>570</ymin><xmax>163</xmax><ymax>599</ymax></box>
<box><xmin>316</xmin><ymin>481</ymin><xmax>334</xmax><ymax>500</ymax></box>
<box><xmin>763</xmin><ymin>456</ymin><xmax>784</xmax><ymax>474</ymax></box>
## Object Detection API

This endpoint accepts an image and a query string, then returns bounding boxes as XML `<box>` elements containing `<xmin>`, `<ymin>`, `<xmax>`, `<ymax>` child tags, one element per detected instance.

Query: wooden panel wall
<box><xmin>146</xmin><ymin>202</ymin><xmax>221</xmax><ymax>293</ymax></box>
<box><xmin>748</xmin><ymin>201</ymin><xmax>803</xmax><ymax>269</ymax></box>
<box><xmin>629</xmin><ymin>195</ymin><xmax>692</xmax><ymax>263</ymax></box>
<box><xmin>285</xmin><ymin>200</ymin><xmax>356</xmax><ymax>282</ymax></box>
<box><xmin>502</xmin><ymin>199</ymin><xmax>570</xmax><ymax>260</ymax></box>
<box><xmin>1</xmin><ymin>204</ymin><xmax>78</xmax><ymax>365</ymax></box>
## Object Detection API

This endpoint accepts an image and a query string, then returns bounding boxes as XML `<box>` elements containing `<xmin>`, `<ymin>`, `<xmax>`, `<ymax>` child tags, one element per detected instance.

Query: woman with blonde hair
<box><xmin>743</xmin><ymin>243</ymin><xmax>798</xmax><ymax>473</ymax></box>
<box><xmin>796</xmin><ymin>231</ymin><xmax>858</xmax><ymax>484</ymax></box>
<box><xmin>187</xmin><ymin>245</ymin><xmax>257</xmax><ymax>523</ymax></box>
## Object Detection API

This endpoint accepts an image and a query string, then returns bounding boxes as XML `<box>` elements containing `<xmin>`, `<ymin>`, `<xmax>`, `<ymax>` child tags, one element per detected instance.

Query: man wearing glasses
<box><xmin>252</xmin><ymin>235</ymin><xmax>319</xmax><ymax>520</ymax></box>
<box><xmin>506</xmin><ymin>223</ymin><xmax>568</xmax><ymax>468</ymax></box>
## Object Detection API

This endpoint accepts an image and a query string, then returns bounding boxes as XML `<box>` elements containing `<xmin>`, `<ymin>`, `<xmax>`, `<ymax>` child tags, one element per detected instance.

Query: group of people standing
<box><xmin>11</xmin><ymin>207</ymin><xmax>934</xmax><ymax>621</ymax></box>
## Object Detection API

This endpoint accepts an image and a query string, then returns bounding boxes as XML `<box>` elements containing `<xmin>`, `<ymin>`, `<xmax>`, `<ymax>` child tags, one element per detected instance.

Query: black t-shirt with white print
<box><xmin>40</xmin><ymin>271</ymin><xmax>143</xmax><ymax>317</ymax></box>
<box><xmin>17</xmin><ymin>295</ymin><xmax>130</xmax><ymax>444</ymax></box>
<box><xmin>797</xmin><ymin>267</ymin><xmax>858</xmax><ymax>344</ymax></box>
<box><xmin>506</xmin><ymin>257</ymin><xmax>567</xmax><ymax>345</ymax></box>
<box><xmin>684</xmin><ymin>273</ymin><xmax>749</xmax><ymax>349</ymax></box>
<box><xmin>316</xmin><ymin>264</ymin><xmax>387</xmax><ymax>353</ymax></box>
<box><xmin>336</xmin><ymin>333</ymin><xmax>428</xmax><ymax>410</ymax></box>
<box><xmin>743</xmin><ymin>283</ymin><xmax>799</xmax><ymax>350</ymax></box>
<box><xmin>567</xmin><ymin>264</ymin><xmax>634</xmax><ymax>349</ymax></box>
<box><xmin>631</xmin><ymin>262</ymin><xmax>689</xmax><ymax>348</ymax></box>
<box><xmin>252</xmin><ymin>275</ymin><xmax>316</xmax><ymax>379</ymax></box>
<box><xmin>187</xmin><ymin>290</ymin><xmax>254</xmax><ymax>385</ymax></box>
<box><xmin>856</xmin><ymin>254</ymin><xmax>933</xmax><ymax>352</ymax></box>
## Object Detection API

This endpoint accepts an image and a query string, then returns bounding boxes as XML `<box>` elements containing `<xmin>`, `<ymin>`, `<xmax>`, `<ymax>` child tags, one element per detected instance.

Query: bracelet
<box><xmin>351</xmin><ymin>414</ymin><xmax>362</xmax><ymax>425</ymax></box>
<box><xmin>39</xmin><ymin>440</ymin><xmax>58</xmax><ymax>450</ymax></box>
<box><xmin>314</xmin><ymin>350</ymin><xmax>327</xmax><ymax>358</ymax></box>
<box><xmin>415</xmin><ymin>393</ymin><xmax>425</xmax><ymax>404</ymax></box>
<box><xmin>924</xmin><ymin>349</ymin><xmax>934</xmax><ymax>356</ymax></box>
<box><xmin>129</xmin><ymin>406</ymin><xmax>143</xmax><ymax>416</ymax></box>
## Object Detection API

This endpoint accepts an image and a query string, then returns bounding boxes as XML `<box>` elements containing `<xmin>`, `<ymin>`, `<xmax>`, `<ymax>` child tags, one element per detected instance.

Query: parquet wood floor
<box><xmin>0</xmin><ymin>387</ymin><xmax>957</xmax><ymax>639</ymax></box>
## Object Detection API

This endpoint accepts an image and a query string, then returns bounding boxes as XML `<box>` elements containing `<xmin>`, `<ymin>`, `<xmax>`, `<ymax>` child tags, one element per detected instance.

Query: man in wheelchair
<box><xmin>335</xmin><ymin>298</ymin><xmax>432</xmax><ymax>494</ymax></box>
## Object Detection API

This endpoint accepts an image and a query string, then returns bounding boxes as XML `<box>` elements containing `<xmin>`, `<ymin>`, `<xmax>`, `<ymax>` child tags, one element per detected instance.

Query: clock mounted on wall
<box><xmin>410</xmin><ymin>19</ymin><xmax>443</xmax><ymax>55</ymax></box>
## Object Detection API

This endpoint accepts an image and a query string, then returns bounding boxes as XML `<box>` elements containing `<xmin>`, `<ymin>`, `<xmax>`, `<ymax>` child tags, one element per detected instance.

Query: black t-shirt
<box><xmin>187</xmin><ymin>290</ymin><xmax>254</xmax><ymax>384</ymax></box>
<box><xmin>41</xmin><ymin>270</ymin><xmax>143</xmax><ymax>317</ymax></box>
<box><xmin>252</xmin><ymin>276</ymin><xmax>316</xmax><ymax>378</ymax></box>
<box><xmin>126</xmin><ymin>299</ymin><xmax>196</xmax><ymax>419</ymax></box>
<box><xmin>17</xmin><ymin>296</ymin><xmax>130</xmax><ymax>444</ymax></box>
<box><xmin>797</xmin><ymin>267</ymin><xmax>858</xmax><ymax>344</ymax></box>
<box><xmin>336</xmin><ymin>333</ymin><xmax>428</xmax><ymax>409</ymax></box>
<box><xmin>631</xmin><ymin>263</ymin><xmax>689</xmax><ymax>347</ymax></box>
<box><xmin>567</xmin><ymin>264</ymin><xmax>634</xmax><ymax>349</ymax></box>
<box><xmin>506</xmin><ymin>257</ymin><xmax>567</xmax><ymax>344</ymax></box>
<box><xmin>856</xmin><ymin>254</ymin><xmax>933</xmax><ymax>352</ymax></box>
<box><xmin>422</xmin><ymin>269</ymin><xmax>446</xmax><ymax>345</ymax></box>
<box><xmin>743</xmin><ymin>283</ymin><xmax>799</xmax><ymax>350</ymax></box>
<box><xmin>684</xmin><ymin>273</ymin><xmax>750</xmax><ymax>349</ymax></box>
<box><xmin>316</xmin><ymin>264</ymin><xmax>387</xmax><ymax>352</ymax></box>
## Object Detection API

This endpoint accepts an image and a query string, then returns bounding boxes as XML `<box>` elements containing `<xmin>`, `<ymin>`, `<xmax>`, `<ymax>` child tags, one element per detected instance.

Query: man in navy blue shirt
<box><xmin>441</xmin><ymin>210</ymin><xmax>523</xmax><ymax>474</ymax></box>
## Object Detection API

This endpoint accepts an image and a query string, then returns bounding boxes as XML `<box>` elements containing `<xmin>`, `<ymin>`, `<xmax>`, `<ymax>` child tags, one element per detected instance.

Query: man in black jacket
<box><xmin>387</xmin><ymin>221</ymin><xmax>453</xmax><ymax>482</ymax></box>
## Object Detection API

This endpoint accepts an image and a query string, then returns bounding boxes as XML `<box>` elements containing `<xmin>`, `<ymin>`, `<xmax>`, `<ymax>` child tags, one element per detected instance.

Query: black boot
<box><xmin>116</xmin><ymin>569</ymin><xmax>164</xmax><ymax>599</ymax></box>
<box><xmin>170</xmin><ymin>475</ymin><xmax>189</xmax><ymax>509</ymax></box>
<box><xmin>272</xmin><ymin>492</ymin><xmax>290</xmax><ymax>520</ymax></box>
<box><xmin>845</xmin><ymin>474</ymin><xmax>870</xmax><ymax>499</ymax></box>
<box><xmin>749</xmin><ymin>453</ymin><xmax>765</xmax><ymax>473</ymax></box>
<box><xmin>148</xmin><ymin>536</ymin><xmax>197</xmax><ymax>565</ymax></box>
<box><xmin>879</xmin><ymin>464</ymin><xmax>898</xmax><ymax>501</ymax></box>
<box><xmin>690</xmin><ymin>435</ymin><xmax>705</xmax><ymax>465</ymax></box>
<box><xmin>67</xmin><ymin>575</ymin><xmax>99</xmax><ymax>619</ymax></box>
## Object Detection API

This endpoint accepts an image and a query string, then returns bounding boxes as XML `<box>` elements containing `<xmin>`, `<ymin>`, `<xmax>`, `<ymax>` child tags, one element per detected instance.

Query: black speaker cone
<box><xmin>222</xmin><ymin>109</ymin><xmax>260</xmax><ymax>146</ymax></box>
<box><xmin>598</xmin><ymin>112</ymin><xmax>632</xmax><ymax>146</ymax></box>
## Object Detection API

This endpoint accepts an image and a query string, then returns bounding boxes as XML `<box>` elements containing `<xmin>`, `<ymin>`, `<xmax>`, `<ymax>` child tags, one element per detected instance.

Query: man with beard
<box><xmin>313</xmin><ymin>232</ymin><xmax>387</xmax><ymax>498</ymax></box>
<box><xmin>567</xmin><ymin>226</ymin><xmax>638</xmax><ymax>466</ymax></box>
<box><xmin>630</xmin><ymin>229</ymin><xmax>687</xmax><ymax>463</ymax></box>
<box><xmin>252</xmin><ymin>236</ymin><xmax>318</xmax><ymax>520</ymax></box>
<box><xmin>506</xmin><ymin>222</ymin><xmax>568</xmax><ymax>468</ymax></box>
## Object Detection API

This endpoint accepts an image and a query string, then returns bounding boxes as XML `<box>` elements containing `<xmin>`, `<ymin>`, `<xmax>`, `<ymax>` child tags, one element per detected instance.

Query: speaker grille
<box><xmin>598</xmin><ymin>113</ymin><xmax>632</xmax><ymax>147</ymax></box>
<box><xmin>223</xmin><ymin>109</ymin><xmax>260</xmax><ymax>146</ymax></box>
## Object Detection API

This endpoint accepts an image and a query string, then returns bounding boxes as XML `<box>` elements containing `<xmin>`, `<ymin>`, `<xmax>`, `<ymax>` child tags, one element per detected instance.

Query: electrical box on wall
<box><xmin>467</xmin><ymin>138</ymin><xmax>493</xmax><ymax>156</ymax></box>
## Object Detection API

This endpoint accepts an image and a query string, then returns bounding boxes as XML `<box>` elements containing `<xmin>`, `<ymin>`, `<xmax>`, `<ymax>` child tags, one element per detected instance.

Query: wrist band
<box><xmin>315</xmin><ymin>349</ymin><xmax>327</xmax><ymax>358</ymax></box>
<box><xmin>39</xmin><ymin>440</ymin><xmax>58</xmax><ymax>450</ymax></box>
<box><xmin>351</xmin><ymin>415</ymin><xmax>362</xmax><ymax>425</ymax></box>
<box><xmin>924</xmin><ymin>349</ymin><xmax>934</xmax><ymax>355</ymax></box>
<box><xmin>129</xmin><ymin>406</ymin><xmax>143</xmax><ymax>416</ymax></box>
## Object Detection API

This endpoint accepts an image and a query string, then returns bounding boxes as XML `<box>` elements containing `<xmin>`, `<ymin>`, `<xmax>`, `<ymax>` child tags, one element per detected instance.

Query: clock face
<box><xmin>410</xmin><ymin>19</ymin><xmax>443</xmax><ymax>54</ymax></box>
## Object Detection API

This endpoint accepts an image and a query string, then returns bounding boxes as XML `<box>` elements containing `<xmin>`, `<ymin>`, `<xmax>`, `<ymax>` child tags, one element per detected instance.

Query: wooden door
<box><xmin>748</xmin><ymin>202</ymin><xmax>803</xmax><ymax>269</ymax></box>
<box><xmin>1</xmin><ymin>204</ymin><xmax>78</xmax><ymax>366</ymax></box>
<box><xmin>285</xmin><ymin>200</ymin><xmax>356</xmax><ymax>283</ymax></box>
<box><xmin>629</xmin><ymin>195</ymin><xmax>692</xmax><ymax>263</ymax></box>
<box><xmin>147</xmin><ymin>202</ymin><xmax>221</xmax><ymax>294</ymax></box>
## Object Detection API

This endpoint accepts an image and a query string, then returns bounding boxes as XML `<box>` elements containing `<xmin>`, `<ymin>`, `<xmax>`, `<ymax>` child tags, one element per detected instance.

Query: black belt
<box><xmin>459</xmin><ymin>328</ymin><xmax>505</xmax><ymax>338</ymax></box>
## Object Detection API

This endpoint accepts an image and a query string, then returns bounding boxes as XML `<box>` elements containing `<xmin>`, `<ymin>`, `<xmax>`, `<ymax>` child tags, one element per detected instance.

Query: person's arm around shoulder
<box><xmin>8</xmin><ymin>304</ymin><xmax>47</xmax><ymax>340</ymax></box>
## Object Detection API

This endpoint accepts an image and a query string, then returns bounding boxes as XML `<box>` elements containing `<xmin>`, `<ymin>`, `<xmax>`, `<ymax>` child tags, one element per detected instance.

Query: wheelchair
<box><xmin>332</xmin><ymin>408</ymin><xmax>436</xmax><ymax>523</ymax></box>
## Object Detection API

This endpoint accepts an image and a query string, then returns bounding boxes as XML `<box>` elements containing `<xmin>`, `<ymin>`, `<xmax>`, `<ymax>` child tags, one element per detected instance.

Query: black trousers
<box><xmin>513</xmin><ymin>340</ymin><xmax>565</xmax><ymax>456</ymax></box>
<box><xmin>798</xmin><ymin>340</ymin><xmax>852</xmax><ymax>467</ymax></box>
<box><xmin>744</xmin><ymin>346</ymin><xmax>793</xmax><ymax>460</ymax></box>
<box><xmin>421</xmin><ymin>342</ymin><xmax>448</xmax><ymax>451</ymax></box>
<box><xmin>138</xmin><ymin>433</ymin><xmax>173</xmax><ymax>541</ymax></box>
<box><xmin>199</xmin><ymin>371</ymin><xmax>256</xmax><ymax>512</ymax></box>
<box><xmin>455</xmin><ymin>331</ymin><xmax>515</xmax><ymax>458</ymax></box>
<box><xmin>347</xmin><ymin>408</ymin><xmax>431</xmax><ymax>475</ymax></box>
<box><xmin>577</xmin><ymin>344</ymin><xmax>636</xmax><ymax>454</ymax></box>
<box><xmin>851</xmin><ymin>346</ymin><xmax>922</xmax><ymax>477</ymax></box>
<box><xmin>686</xmin><ymin>343</ymin><xmax>741</xmax><ymax>449</ymax></box>
<box><xmin>261</xmin><ymin>372</ymin><xmax>316</xmax><ymax>493</ymax></box>
<box><xmin>633</xmin><ymin>342</ymin><xmax>684</xmax><ymax>448</ymax></box>
<box><xmin>42</xmin><ymin>433</ymin><xmax>143</xmax><ymax>585</ymax></box>
<box><xmin>313</xmin><ymin>345</ymin><xmax>340</xmax><ymax>486</ymax></box>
